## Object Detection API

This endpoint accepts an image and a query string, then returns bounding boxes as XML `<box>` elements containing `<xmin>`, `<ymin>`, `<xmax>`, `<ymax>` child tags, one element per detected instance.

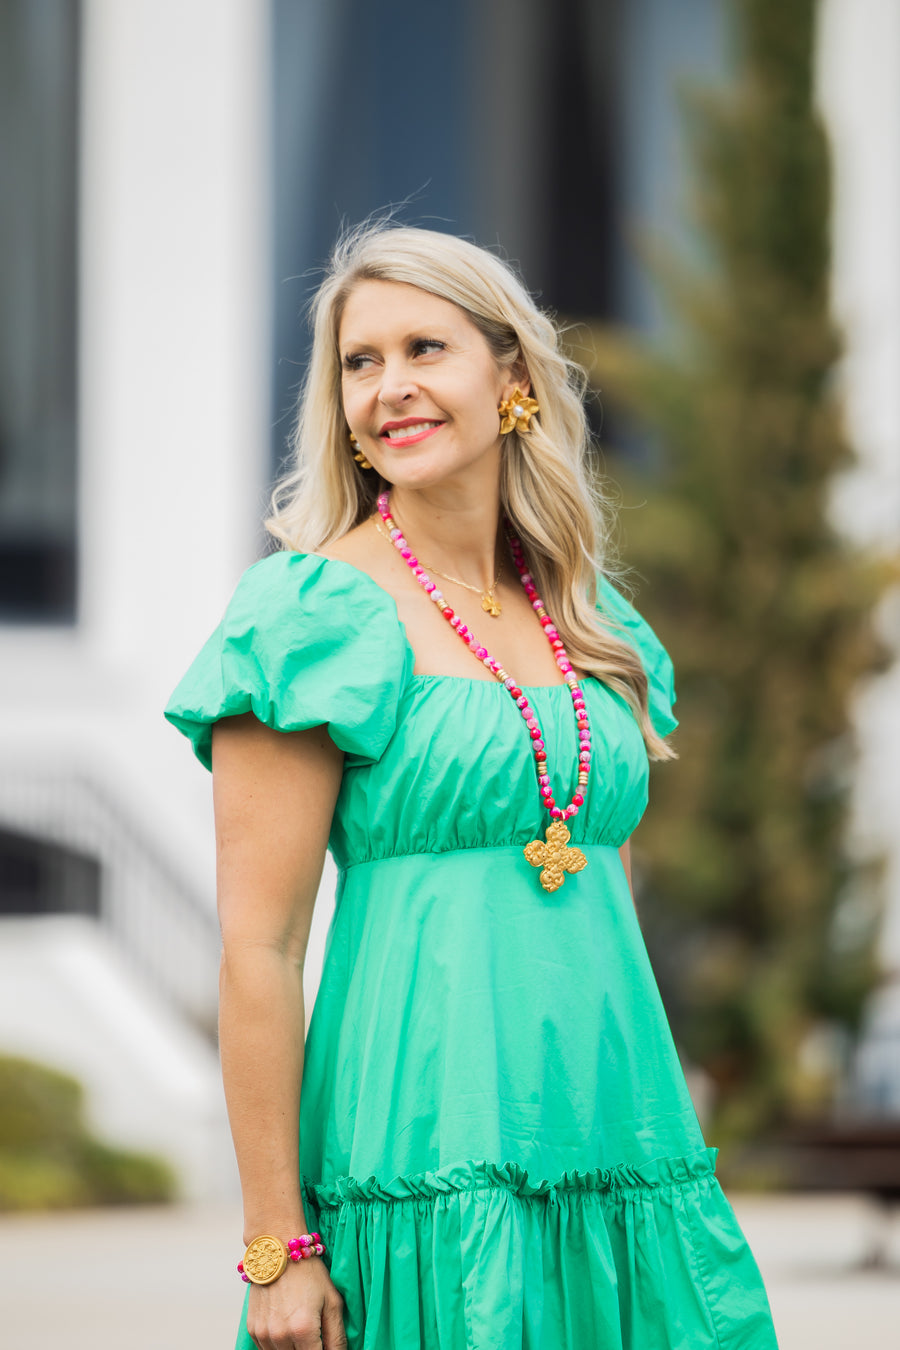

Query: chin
<box><xmin>374</xmin><ymin>453</ymin><xmax>457</xmax><ymax>491</ymax></box>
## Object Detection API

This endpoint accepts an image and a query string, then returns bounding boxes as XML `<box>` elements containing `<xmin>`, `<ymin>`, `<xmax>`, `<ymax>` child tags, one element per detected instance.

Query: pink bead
<box><xmin>242</xmin><ymin>1273</ymin><xmax>250</xmax><ymax>1282</ymax></box>
<box><xmin>314</xmin><ymin>1244</ymin><xmax>324</xmax><ymax>1255</ymax></box>
<box><xmin>379</xmin><ymin>495</ymin><xmax>591</xmax><ymax>854</ymax></box>
<box><xmin>237</xmin><ymin>1262</ymin><xmax>244</xmax><ymax>1272</ymax></box>
<box><xmin>290</xmin><ymin>1250</ymin><xmax>301</xmax><ymax>1261</ymax></box>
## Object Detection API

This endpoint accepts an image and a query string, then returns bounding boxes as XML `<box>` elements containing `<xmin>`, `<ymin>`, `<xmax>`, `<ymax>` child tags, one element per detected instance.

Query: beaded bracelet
<box><xmin>238</xmin><ymin>1232</ymin><xmax>326</xmax><ymax>1284</ymax></box>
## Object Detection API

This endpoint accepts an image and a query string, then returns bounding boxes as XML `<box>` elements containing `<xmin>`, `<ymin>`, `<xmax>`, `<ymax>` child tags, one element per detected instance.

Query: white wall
<box><xmin>78</xmin><ymin>0</ymin><xmax>272</xmax><ymax>885</ymax></box>
<box><xmin>0</xmin><ymin>0</ymin><xmax>275</xmax><ymax>1196</ymax></box>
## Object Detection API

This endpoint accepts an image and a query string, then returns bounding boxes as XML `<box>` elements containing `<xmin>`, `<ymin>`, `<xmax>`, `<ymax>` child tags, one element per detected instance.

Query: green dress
<box><xmin>165</xmin><ymin>551</ymin><xmax>779</xmax><ymax>1350</ymax></box>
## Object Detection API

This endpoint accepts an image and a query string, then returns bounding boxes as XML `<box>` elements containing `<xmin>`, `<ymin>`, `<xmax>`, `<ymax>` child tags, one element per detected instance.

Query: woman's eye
<box><xmin>412</xmin><ymin>339</ymin><xmax>445</xmax><ymax>356</ymax></box>
<box><xmin>342</xmin><ymin>353</ymin><xmax>372</xmax><ymax>372</ymax></box>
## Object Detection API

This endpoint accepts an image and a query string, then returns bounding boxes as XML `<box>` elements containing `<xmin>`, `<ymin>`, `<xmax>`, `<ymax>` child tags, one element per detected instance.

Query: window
<box><xmin>0</xmin><ymin>1</ymin><xmax>80</xmax><ymax>622</ymax></box>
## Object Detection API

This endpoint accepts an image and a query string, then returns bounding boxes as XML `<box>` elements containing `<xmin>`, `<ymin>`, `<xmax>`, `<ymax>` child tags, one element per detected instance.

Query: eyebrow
<box><xmin>340</xmin><ymin>326</ymin><xmax>455</xmax><ymax>350</ymax></box>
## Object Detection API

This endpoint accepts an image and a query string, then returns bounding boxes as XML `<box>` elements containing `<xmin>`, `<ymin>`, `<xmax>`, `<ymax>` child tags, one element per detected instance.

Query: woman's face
<box><xmin>338</xmin><ymin>279</ymin><xmax>526</xmax><ymax>492</ymax></box>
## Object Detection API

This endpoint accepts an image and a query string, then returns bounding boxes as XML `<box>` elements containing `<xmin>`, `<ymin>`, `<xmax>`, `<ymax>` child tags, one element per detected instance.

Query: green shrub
<box><xmin>0</xmin><ymin>1054</ymin><xmax>177</xmax><ymax>1210</ymax></box>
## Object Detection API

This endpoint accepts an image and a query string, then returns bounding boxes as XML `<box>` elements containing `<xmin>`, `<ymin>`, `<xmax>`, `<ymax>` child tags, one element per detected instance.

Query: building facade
<box><xmin>0</xmin><ymin>0</ymin><xmax>897</xmax><ymax>1195</ymax></box>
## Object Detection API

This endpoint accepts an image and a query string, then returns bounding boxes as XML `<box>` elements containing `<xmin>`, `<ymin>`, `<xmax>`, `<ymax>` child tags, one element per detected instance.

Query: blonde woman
<box><xmin>166</xmin><ymin>224</ymin><xmax>779</xmax><ymax>1350</ymax></box>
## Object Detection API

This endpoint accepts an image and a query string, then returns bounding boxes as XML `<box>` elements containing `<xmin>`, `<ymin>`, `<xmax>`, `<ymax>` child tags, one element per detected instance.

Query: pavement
<box><xmin>0</xmin><ymin>1192</ymin><xmax>897</xmax><ymax>1349</ymax></box>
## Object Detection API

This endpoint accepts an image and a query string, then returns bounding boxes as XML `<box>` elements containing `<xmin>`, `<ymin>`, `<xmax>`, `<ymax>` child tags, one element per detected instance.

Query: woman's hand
<box><xmin>247</xmin><ymin>1259</ymin><xmax>347</xmax><ymax>1349</ymax></box>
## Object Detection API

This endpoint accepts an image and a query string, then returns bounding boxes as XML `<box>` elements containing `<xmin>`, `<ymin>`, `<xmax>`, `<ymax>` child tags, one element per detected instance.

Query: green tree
<box><xmin>581</xmin><ymin>0</ymin><xmax>897</xmax><ymax>1144</ymax></box>
<box><xmin>0</xmin><ymin>1055</ymin><xmax>176</xmax><ymax>1210</ymax></box>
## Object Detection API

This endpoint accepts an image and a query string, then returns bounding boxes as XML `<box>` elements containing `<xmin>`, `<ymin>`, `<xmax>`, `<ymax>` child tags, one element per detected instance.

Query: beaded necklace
<box><xmin>376</xmin><ymin>489</ymin><xmax>591</xmax><ymax>893</ymax></box>
<box><xmin>374</xmin><ymin>516</ymin><xmax>505</xmax><ymax>616</ymax></box>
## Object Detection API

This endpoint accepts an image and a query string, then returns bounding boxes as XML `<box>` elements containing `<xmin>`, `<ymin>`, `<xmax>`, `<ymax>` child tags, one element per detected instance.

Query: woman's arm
<box><xmin>212</xmin><ymin>712</ymin><xmax>347</xmax><ymax>1350</ymax></box>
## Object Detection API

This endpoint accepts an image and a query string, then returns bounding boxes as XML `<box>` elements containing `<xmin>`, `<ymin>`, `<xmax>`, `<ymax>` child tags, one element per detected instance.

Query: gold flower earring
<box><xmin>498</xmin><ymin>387</ymin><xmax>540</xmax><ymax>434</ymax></box>
<box><xmin>349</xmin><ymin>432</ymin><xmax>372</xmax><ymax>470</ymax></box>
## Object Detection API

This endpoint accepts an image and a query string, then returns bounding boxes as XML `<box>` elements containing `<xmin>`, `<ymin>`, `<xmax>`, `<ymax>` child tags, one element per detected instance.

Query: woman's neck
<box><xmin>385</xmin><ymin>482</ymin><xmax>507</xmax><ymax>591</ymax></box>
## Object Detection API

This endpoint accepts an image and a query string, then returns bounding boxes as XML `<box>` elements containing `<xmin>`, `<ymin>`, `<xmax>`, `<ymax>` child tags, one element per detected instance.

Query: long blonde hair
<box><xmin>267</xmin><ymin>221</ymin><xmax>676</xmax><ymax>761</ymax></box>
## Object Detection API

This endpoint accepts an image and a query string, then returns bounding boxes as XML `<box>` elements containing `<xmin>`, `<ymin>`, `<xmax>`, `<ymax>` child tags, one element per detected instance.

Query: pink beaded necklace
<box><xmin>376</xmin><ymin>489</ymin><xmax>591</xmax><ymax>893</ymax></box>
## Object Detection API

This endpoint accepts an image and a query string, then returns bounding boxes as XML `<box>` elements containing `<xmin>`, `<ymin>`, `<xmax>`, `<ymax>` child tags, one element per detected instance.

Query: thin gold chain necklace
<box><xmin>373</xmin><ymin>517</ymin><xmax>505</xmax><ymax>617</ymax></box>
<box><xmin>375</xmin><ymin>488</ymin><xmax>592</xmax><ymax>892</ymax></box>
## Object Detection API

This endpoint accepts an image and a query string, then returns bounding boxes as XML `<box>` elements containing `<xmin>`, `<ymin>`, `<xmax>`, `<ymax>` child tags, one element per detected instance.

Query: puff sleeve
<box><xmin>164</xmin><ymin>552</ymin><xmax>414</xmax><ymax>771</ymax></box>
<box><xmin>595</xmin><ymin>574</ymin><xmax>678</xmax><ymax>738</ymax></box>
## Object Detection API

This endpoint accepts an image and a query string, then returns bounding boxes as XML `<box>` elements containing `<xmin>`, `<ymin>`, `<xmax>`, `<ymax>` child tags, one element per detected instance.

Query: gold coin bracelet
<box><xmin>238</xmin><ymin>1232</ymin><xmax>326</xmax><ymax>1284</ymax></box>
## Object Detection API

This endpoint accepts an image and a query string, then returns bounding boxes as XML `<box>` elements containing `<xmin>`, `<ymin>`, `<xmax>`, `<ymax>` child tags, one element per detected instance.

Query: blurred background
<box><xmin>0</xmin><ymin>0</ymin><xmax>898</xmax><ymax>1345</ymax></box>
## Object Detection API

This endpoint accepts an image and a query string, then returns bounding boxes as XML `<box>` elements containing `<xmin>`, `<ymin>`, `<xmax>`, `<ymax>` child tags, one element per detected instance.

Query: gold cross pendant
<box><xmin>524</xmin><ymin>822</ymin><xmax>588</xmax><ymax>893</ymax></box>
<box><xmin>481</xmin><ymin>591</ymin><xmax>502</xmax><ymax>617</ymax></box>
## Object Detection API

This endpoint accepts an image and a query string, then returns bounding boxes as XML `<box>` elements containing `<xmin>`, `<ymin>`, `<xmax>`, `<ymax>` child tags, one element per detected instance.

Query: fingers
<box><xmin>245</xmin><ymin>1263</ymin><xmax>345</xmax><ymax>1350</ymax></box>
<box><xmin>321</xmin><ymin>1291</ymin><xmax>348</xmax><ymax>1349</ymax></box>
<box><xmin>247</xmin><ymin>1296</ymin><xmax>345</xmax><ymax>1349</ymax></box>
<box><xmin>246</xmin><ymin>1315</ymin><xmax>321</xmax><ymax>1349</ymax></box>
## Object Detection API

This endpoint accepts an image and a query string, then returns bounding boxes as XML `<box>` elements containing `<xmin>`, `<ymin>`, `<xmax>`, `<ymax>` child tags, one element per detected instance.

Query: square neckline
<box><xmin>308</xmin><ymin>550</ymin><xmax>592</xmax><ymax>693</ymax></box>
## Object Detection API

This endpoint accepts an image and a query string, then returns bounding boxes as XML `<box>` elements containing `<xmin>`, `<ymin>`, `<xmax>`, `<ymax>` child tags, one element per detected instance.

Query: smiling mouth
<box><xmin>381</xmin><ymin>421</ymin><xmax>444</xmax><ymax>444</ymax></box>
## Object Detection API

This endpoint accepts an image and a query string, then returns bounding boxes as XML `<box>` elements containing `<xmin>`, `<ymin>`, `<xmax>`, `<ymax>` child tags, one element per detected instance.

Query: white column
<box><xmin>79</xmin><ymin>0</ymin><xmax>271</xmax><ymax>662</ymax></box>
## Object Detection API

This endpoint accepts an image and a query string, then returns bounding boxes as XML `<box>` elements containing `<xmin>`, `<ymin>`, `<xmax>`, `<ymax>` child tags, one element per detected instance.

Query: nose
<box><xmin>377</xmin><ymin>357</ymin><xmax>419</xmax><ymax>408</ymax></box>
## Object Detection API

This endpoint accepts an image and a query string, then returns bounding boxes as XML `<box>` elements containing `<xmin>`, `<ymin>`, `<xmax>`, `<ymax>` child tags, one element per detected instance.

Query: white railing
<box><xmin>0</xmin><ymin>770</ymin><xmax>220</xmax><ymax>1040</ymax></box>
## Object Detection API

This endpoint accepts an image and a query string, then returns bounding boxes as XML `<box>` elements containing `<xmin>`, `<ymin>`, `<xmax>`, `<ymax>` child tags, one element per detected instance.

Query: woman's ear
<box><xmin>500</xmin><ymin>359</ymin><xmax>531</xmax><ymax>401</ymax></box>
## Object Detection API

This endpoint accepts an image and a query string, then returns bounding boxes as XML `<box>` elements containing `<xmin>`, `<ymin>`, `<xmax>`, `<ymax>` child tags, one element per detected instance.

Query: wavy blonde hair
<box><xmin>266</xmin><ymin>221</ymin><xmax>675</xmax><ymax>760</ymax></box>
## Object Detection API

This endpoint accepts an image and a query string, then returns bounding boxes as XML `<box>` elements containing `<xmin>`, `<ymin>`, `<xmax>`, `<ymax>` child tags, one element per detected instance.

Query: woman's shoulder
<box><xmin>225</xmin><ymin>530</ymin><xmax>400</xmax><ymax>626</ymax></box>
<box><xmin>164</xmin><ymin>535</ymin><xmax>414</xmax><ymax>771</ymax></box>
<box><xmin>594</xmin><ymin>571</ymin><xmax>678</xmax><ymax>738</ymax></box>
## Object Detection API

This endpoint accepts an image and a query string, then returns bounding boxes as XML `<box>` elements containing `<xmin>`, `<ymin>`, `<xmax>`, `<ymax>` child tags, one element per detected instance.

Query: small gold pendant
<box><xmin>524</xmin><ymin>822</ymin><xmax>588</xmax><ymax>893</ymax></box>
<box><xmin>482</xmin><ymin>591</ymin><xmax>502</xmax><ymax>617</ymax></box>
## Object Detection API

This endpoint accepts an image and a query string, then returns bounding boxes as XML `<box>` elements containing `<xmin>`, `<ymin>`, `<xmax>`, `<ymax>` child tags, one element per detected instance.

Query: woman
<box><xmin>165</xmin><ymin>223</ymin><xmax>779</xmax><ymax>1349</ymax></box>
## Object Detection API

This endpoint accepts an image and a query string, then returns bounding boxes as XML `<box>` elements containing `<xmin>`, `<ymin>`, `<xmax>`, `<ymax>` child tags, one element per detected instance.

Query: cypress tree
<box><xmin>583</xmin><ymin>0</ymin><xmax>897</xmax><ymax>1144</ymax></box>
